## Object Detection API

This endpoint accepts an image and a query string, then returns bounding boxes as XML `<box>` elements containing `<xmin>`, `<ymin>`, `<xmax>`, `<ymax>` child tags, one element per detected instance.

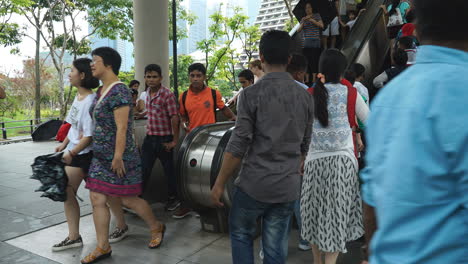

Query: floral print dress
<box><xmin>85</xmin><ymin>83</ymin><xmax>142</xmax><ymax>196</ymax></box>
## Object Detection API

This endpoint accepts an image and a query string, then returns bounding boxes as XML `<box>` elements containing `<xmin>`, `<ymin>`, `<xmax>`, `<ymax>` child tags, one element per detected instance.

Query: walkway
<box><xmin>0</xmin><ymin>141</ymin><xmax>363</xmax><ymax>263</ymax></box>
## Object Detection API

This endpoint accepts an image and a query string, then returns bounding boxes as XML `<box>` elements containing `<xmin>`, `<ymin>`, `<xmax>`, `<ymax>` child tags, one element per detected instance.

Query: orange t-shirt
<box><xmin>179</xmin><ymin>86</ymin><xmax>225</xmax><ymax>132</ymax></box>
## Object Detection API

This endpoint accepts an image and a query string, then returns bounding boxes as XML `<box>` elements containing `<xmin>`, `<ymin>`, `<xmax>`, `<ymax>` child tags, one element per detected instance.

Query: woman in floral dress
<box><xmin>81</xmin><ymin>47</ymin><xmax>166</xmax><ymax>264</ymax></box>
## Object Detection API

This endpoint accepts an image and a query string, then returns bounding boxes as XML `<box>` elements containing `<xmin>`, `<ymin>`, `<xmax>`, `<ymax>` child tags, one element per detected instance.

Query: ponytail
<box><xmin>389</xmin><ymin>0</ymin><xmax>401</xmax><ymax>16</ymax></box>
<box><xmin>313</xmin><ymin>78</ymin><xmax>329</xmax><ymax>127</ymax></box>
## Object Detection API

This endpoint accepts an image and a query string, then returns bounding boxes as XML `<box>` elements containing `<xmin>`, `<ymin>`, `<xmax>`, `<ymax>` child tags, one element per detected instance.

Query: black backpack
<box><xmin>182</xmin><ymin>88</ymin><xmax>218</xmax><ymax>122</ymax></box>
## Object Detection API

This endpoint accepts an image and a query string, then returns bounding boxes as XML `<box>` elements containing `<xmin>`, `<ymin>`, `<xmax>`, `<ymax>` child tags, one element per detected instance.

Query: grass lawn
<box><xmin>0</xmin><ymin>110</ymin><xmax>60</xmax><ymax>139</ymax></box>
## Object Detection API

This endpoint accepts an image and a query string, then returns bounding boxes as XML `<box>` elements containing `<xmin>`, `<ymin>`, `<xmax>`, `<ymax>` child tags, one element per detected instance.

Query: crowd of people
<box><xmin>37</xmin><ymin>0</ymin><xmax>468</xmax><ymax>263</ymax></box>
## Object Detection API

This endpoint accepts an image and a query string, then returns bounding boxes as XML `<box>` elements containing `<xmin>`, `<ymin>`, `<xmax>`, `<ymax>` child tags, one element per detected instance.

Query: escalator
<box><xmin>291</xmin><ymin>0</ymin><xmax>391</xmax><ymax>90</ymax></box>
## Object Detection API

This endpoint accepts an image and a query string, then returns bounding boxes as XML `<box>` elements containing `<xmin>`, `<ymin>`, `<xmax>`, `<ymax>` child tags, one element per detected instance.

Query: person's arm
<box><xmin>217</xmin><ymin>90</ymin><xmax>236</xmax><ymax>121</ymax></box>
<box><xmin>222</xmin><ymin>107</ymin><xmax>236</xmax><ymax>121</ymax></box>
<box><xmin>355</xmin><ymin>94</ymin><xmax>370</xmax><ymax>123</ymax></box>
<box><xmin>55</xmin><ymin>137</ymin><xmax>70</xmax><ymax>152</ymax></box>
<box><xmin>0</xmin><ymin>86</ymin><xmax>5</xmax><ymax>99</ymax></box>
<box><xmin>136</xmin><ymin>99</ymin><xmax>145</xmax><ymax>114</ymax></box>
<box><xmin>310</xmin><ymin>17</ymin><xmax>324</xmax><ymax>29</ymax></box>
<box><xmin>373</xmin><ymin>71</ymin><xmax>388</xmax><ymax>89</ymax></box>
<box><xmin>112</xmin><ymin>105</ymin><xmax>130</xmax><ymax>178</ymax></box>
<box><xmin>211</xmin><ymin>90</ymin><xmax>253</xmax><ymax>206</ymax></box>
<box><xmin>179</xmin><ymin>95</ymin><xmax>190</xmax><ymax>132</ymax></box>
<box><xmin>163</xmin><ymin>94</ymin><xmax>180</xmax><ymax>151</ymax></box>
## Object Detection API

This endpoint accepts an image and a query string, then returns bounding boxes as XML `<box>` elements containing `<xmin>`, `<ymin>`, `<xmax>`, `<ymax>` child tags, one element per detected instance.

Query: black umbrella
<box><xmin>293</xmin><ymin>0</ymin><xmax>337</xmax><ymax>28</ymax></box>
<box><xmin>30</xmin><ymin>152</ymin><xmax>68</xmax><ymax>202</ymax></box>
<box><xmin>32</xmin><ymin>119</ymin><xmax>62</xmax><ymax>141</ymax></box>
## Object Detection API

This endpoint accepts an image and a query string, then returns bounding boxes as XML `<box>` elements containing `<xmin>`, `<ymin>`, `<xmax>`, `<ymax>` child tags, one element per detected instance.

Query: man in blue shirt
<box><xmin>361</xmin><ymin>1</ymin><xmax>468</xmax><ymax>264</ymax></box>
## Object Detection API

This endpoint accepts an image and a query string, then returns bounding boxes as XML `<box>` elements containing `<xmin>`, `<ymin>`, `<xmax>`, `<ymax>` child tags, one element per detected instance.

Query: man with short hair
<box><xmin>287</xmin><ymin>53</ymin><xmax>309</xmax><ymax>89</ymax></box>
<box><xmin>140</xmin><ymin>64</ymin><xmax>180</xmax><ymax>212</ymax></box>
<box><xmin>211</xmin><ymin>30</ymin><xmax>314</xmax><ymax>264</ymax></box>
<box><xmin>361</xmin><ymin>0</ymin><xmax>468</xmax><ymax>263</ymax></box>
<box><xmin>228</xmin><ymin>69</ymin><xmax>254</xmax><ymax>106</ymax></box>
<box><xmin>173</xmin><ymin>63</ymin><xmax>236</xmax><ymax>219</ymax></box>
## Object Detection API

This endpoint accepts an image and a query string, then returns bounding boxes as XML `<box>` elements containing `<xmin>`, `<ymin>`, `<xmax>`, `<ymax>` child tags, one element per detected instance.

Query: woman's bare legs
<box><xmin>121</xmin><ymin>196</ymin><xmax>160</xmax><ymax>231</ymax></box>
<box><xmin>312</xmin><ymin>244</ymin><xmax>323</xmax><ymax>264</ymax></box>
<box><xmin>63</xmin><ymin>166</ymin><xmax>85</xmax><ymax>240</ymax></box>
<box><xmin>89</xmin><ymin>191</ymin><xmax>111</xmax><ymax>251</ymax></box>
<box><xmin>107</xmin><ymin>196</ymin><xmax>127</xmax><ymax>230</ymax></box>
<box><xmin>324</xmin><ymin>252</ymin><xmax>339</xmax><ymax>264</ymax></box>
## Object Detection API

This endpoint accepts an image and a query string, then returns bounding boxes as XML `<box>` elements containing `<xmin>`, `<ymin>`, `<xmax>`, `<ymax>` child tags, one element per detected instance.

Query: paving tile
<box><xmin>0</xmin><ymin>249</ymin><xmax>59</xmax><ymax>264</ymax></box>
<box><xmin>0</xmin><ymin>209</ymin><xmax>56</xmax><ymax>241</ymax></box>
<box><xmin>0</xmin><ymin>241</ymin><xmax>21</xmax><ymax>258</ymax></box>
<box><xmin>0</xmin><ymin>186</ymin><xmax>22</xmax><ymax>197</ymax></box>
<box><xmin>185</xmin><ymin>243</ymin><xmax>233</xmax><ymax>264</ymax></box>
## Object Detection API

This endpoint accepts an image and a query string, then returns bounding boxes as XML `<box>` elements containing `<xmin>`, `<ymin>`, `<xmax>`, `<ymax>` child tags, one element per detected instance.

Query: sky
<box><xmin>0</xmin><ymin>12</ymin><xmax>88</xmax><ymax>76</ymax></box>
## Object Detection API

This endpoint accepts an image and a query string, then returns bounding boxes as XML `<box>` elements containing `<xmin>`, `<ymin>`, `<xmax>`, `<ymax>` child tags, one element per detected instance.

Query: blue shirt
<box><xmin>361</xmin><ymin>45</ymin><xmax>468</xmax><ymax>264</ymax></box>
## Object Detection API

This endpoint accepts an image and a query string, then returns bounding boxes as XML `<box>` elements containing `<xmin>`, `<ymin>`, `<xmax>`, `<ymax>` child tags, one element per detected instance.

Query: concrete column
<box><xmin>133</xmin><ymin>0</ymin><xmax>169</xmax><ymax>90</ymax></box>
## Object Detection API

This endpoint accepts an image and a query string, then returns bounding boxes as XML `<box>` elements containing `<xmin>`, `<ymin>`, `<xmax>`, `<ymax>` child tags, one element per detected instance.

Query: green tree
<box><xmin>169</xmin><ymin>54</ymin><xmax>194</xmax><ymax>93</ymax></box>
<box><xmin>0</xmin><ymin>0</ymin><xmax>30</xmax><ymax>47</ymax></box>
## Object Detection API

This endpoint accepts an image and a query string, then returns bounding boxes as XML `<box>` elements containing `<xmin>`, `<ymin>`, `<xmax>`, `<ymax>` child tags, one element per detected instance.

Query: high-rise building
<box><xmin>187</xmin><ymin>0</ymin><xmax>207</xmax><ymax>54</ymax></box>
<box><xmin>254</xmin><ymin>0</ymin><xmax>299</xmax><ymax>32</ymax></box>
<box><xmin>89</xmin><ymin>34</ymin><xmax>135</xmax><ymax>73</ymax></box>
<box><xmin>247</xmin><ymin>0</ymin><xmax>261</xmax><ymax>25</ymax></box>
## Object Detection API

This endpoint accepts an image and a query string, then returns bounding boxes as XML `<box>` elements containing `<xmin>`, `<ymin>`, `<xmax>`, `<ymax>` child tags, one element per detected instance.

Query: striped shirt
<box><xmin>303</xmin><ymin>14</ymin><xmax>322</xmax><ymax>40</ymax></box>
<box><xmin>145</xmin><ymin>85</ymin><xmax>178</xmax><ymax>136</ymax></box>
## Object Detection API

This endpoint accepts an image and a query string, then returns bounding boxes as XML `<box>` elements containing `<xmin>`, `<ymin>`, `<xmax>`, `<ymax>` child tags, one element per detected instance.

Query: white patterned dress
<box><xmin>300</xmin><ymin>83</ymin><xmax>369</xmax><ymax>253</ymax></box>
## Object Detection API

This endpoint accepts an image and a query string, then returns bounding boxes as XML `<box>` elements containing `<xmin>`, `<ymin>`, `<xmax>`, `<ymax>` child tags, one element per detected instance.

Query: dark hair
<box><xmin>414</xmin><ymin>0</ymin><xmax>468</xmax><ymax>42</ymax></box>
<box><xmin>314</xmin><ymin>49</ymin><xmax>347</xmax><ymax>127</ymax></box>
<box><xmin>259</xmin><ymin>30</ymin><xmax>291</xmax><ymax>65</ymax></box>
<box><xmin>144</xmin><ymin>64</ymin><xmax>162</xmax><ymax>76</ymax></box>
<box><xmin>238</xmin><ymin>69</ymin><xmax>254</xmax><ymax>82</ymax></box>
<box><xmin>398</xmin><ymin>36</ymin><xmax>413</xmax><ymax>49</ymax></box>
<box><xmin>347</xmin><ymin>10</ymin><xmax>357</xmax><ymax>17</ymax></box>
<box><xmin>388</xmin><ymin>0</ymin><xmax>401</xmax><ymax>16</ymax></box>
<box><xmin>188</xmin><ymin>63</ymin><xmax>206</xmax><ymax>75</ymax></box>
<box><xmin>405</xmin><ymin>9</ymin><xmax>415</xmax><ymax>23</ymax></box>
<box><xmin>344</xmin><ymin>70</ymin><xmax>356</xmax><ymax>85</ymax></box>
<box><xmin>129</xmin><ymin>80</ymin><xmax>140</xmax><ymax>88</ymax></box>
<box><xmin>351</xmin><ymin>63</ymin><xmax>366</xmax><ymax>78</ymax></box>
<box><xmin>91</xmin><ymin>47</ymin><xmax>121</xmax><ymax>75</ymax></box>
<box><xmin>287</xmin><ymin>53</ymin><xmax>308</xmax><ymax>74</ymax></box>
<box><xmin>72</xmin><ymin>58</ymin><xmax>99</xmax><ymax>89</ymax></box>
<box><xmin>393</xmin><ymin>48</ymin><xmax>408</xmax><ymax>66</ymax></box>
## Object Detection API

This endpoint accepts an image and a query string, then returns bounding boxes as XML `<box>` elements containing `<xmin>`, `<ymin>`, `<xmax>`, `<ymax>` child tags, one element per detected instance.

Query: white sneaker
<box><xmin>259</xmin><ymin>249</ymin><xmax>264</xmax><ymax>260</ymax></box>
<box><xmin>298</xmin><ymin>243</ymin><xmax>311</xmax><ymax>251</ymax></box>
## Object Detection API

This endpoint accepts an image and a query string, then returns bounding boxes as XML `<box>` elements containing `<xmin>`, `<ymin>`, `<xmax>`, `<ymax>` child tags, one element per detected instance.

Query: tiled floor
<box><xmin>1</xmin><ymin>141</ymin><xmax>364</xmax><ymax>264</ymax></box>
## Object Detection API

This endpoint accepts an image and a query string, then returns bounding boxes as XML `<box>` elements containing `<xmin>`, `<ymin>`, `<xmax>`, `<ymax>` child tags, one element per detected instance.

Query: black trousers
<box><xmin>141</xmin><ymin>135</ymin><xmax>177</xmax><ymax>199</ymax></box>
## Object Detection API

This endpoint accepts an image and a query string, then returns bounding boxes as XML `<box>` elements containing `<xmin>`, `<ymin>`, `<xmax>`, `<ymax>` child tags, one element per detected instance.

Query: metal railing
<box><xmin>0</xmin><ymin>117</ymin><xmax>60</xmax><ymax>140</ymax></box>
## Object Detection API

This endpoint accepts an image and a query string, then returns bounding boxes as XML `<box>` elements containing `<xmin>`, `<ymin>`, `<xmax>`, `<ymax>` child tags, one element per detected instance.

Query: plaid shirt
<box><xmin>145</xmin><ymin>86</ymin><xmax>178</xmax><ymax>136</ymax></box>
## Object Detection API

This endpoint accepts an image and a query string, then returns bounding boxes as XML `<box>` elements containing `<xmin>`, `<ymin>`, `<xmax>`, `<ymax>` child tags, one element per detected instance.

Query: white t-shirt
<box><xmin>65</xmin><ymin>93</ymin><xmax>96</xmax><ymax>155</ymax></box>
<box><xmin>138</xmin><ymin>91</ymin><xmax>147</xmax><ymax>104</ymax></box>
<box><xmin>295</xmin><ymin>80</ymin><xmax>309</xmax><ymax>89</ymax></box>
<box><xmin>355</xmin><ymin>81</ymin><xmax>369</xmax><ymax>105</ymax></box>
<box><xmin>346</xmin><ymin>19</ymin><xmax>356</xmax><ymax>29</ymax></box>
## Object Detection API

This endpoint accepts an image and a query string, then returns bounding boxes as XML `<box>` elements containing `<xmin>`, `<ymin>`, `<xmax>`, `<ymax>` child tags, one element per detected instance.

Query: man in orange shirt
<box><xmin>173</xmin><ymin>62</ymin><xmax>236</xmax><ymax>219</ymax></box>
<box><xmin>179</xmin><ymin>63</ymin><xmax>236</xmax><ymax>133</ymax></box>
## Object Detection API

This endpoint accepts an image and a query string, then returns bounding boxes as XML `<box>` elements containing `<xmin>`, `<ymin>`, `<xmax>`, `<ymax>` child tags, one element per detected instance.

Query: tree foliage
<box><xmin>170</xmin><ymin>54</ymin><xmax>194</xmax><ymax>92</ymax></box>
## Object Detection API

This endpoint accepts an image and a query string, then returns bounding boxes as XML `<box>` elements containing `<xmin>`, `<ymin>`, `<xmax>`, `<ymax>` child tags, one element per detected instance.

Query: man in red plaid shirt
<box><xmin>141</xmin><ymin>64</ymin><xmax>181</xmax><ymax>211</ymax></box>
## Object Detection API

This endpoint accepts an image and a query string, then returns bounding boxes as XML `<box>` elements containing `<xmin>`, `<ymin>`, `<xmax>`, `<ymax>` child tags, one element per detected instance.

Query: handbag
<box><xmin>387</xmin><ymin>7</ymin><xmax>403</xmax><ymax>27</ymax></box>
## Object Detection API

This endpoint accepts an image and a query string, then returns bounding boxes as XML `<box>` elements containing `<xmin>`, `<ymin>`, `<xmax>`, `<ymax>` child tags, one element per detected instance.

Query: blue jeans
<box><xmin>141</xmin><ymin>135</ymin><xmax>176</xmax><ymax>198</ymax></box>
<box><xmin>229</xmin><ymin>187</ymin><xmax>295</xmax><ymax>264</ymax></box>
<box><xmin>294</xmin><ymin>199</ymin><xmax>309</xmax><ymax>245</ymax></box>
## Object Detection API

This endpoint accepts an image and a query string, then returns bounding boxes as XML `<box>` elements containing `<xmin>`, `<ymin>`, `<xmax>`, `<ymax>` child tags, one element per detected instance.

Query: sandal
<box><xmin>80</xmin><ymin>246</ymin><xmax>112</xmax><ymax>264</ymax></box>
<box><xmin>148</xmin><ymin>223</ymin><xmax>166</xmax><ymax>249</ymax></box>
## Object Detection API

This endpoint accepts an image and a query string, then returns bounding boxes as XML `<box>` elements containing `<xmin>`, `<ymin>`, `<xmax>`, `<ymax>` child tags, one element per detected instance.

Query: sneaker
<box><xmin>165</xmin><ymin>199</ymin><xmax>181</xmax><ymax>211</ymax></box>
<box><xmin>109</xmin><ymin>226</ymin><xmax>129</xmax><ymax>243</ymax></box>
<box><xmin>52</xmin><ymin>236</ymin><xmax>83</xmax><ymax>252</ymax></box>
<box><xmin>172</xmin><ymin>207</ymin><xmax>192</xmax><ymax>219</ymax></box>
<box><xmin>259</xmin><ymin>249</ymin><xmax>264</xmax><ymax>260</ymax></box>
<box><xmin>298</xmin><ymin>242</ymin><xmax>311</xmax><ymax>251</ymax></box>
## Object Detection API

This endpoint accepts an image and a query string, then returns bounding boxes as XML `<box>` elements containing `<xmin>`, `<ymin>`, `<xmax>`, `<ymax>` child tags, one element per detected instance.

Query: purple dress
<box><xmin>85</xmin><ymin>83</ymin><xmax>142</xmax><ymax>196</ymax></box>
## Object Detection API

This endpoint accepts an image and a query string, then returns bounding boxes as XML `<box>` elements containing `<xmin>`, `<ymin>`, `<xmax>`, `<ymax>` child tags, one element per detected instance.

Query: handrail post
<box><xmin>30</xmin><ymin>120</ymin><xmax>34</xmax><ymax>134</ymax></box>
<box><xmin>1</xmin><ymin>122</ymin><xmax>6</xmax><ymax>139</ymax></box>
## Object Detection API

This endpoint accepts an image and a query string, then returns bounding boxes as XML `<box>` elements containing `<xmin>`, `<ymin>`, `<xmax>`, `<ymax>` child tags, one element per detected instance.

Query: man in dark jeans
<box><xmin>140</xmin><ymin>64</ymin><xmax>180</xmax><ymax>211</ymax></box>
<box><xmin>211</xmin><ymin>30</ymin><xmax>314</xmax><ymax>264</ymax></box>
